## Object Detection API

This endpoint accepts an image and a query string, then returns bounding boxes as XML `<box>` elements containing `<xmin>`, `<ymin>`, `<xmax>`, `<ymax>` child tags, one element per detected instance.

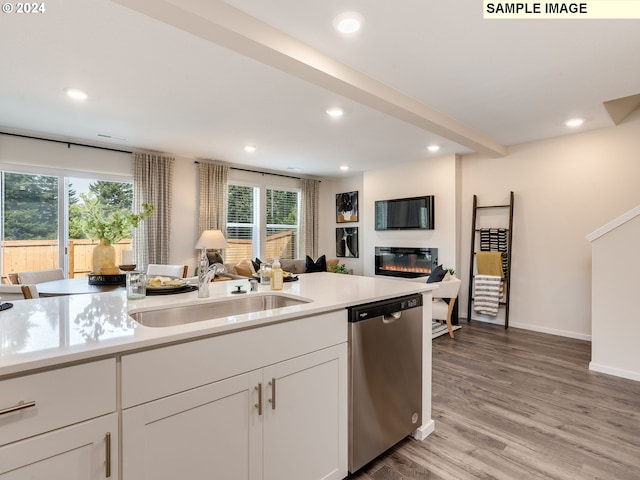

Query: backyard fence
<box><xmin>2</xmin><ymin>239</ymin><xmax>131</xmax><ymax>283</ymax></box>
<box><xmin>2</xmin><ymin>230</ymin><xmax>297</xmax><ymax>283</ymax></box>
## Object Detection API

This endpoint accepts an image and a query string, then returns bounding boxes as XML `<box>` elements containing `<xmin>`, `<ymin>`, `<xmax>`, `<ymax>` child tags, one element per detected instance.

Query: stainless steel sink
<box><xmin>130</xmin><ymin>294</ymin><xmax>310</xmax><ymax>328</ymax></box>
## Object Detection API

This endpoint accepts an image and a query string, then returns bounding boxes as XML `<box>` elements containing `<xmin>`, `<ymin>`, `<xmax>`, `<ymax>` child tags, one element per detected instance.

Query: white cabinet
<box><xmin>263</xmin><ymin>345</ymin><xmax>347</xmax><ymax>480</ymax></box>
<box><xmin>0</xmin><ymin>412</ymin><xmax>117</xmax><ymax>480</ymax></box>
<box><xmin>0</xmin><ymin>359</ymin><xmax>117</xmax><ymax>479</ymax></box>
<box><xmin>123</xmin><ymin>370</ymin><xmax>262</xmax><ymax>480</ymax></box>
<box><xmin>121</xmin><ymin>312</ymin><xmax>348</xmax><ymax>480</ymax></box>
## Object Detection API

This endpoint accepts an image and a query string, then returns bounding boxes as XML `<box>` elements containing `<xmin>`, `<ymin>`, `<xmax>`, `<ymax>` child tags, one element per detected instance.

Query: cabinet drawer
<box><xmin>0</xmin><ymin>359</ymin><xmax>116</xmax><ymax>446</ymax></box>
<box><xmin>122</xmin><ymin>310</ymin><xmax>347</xmax><ymax>408</ymax></box>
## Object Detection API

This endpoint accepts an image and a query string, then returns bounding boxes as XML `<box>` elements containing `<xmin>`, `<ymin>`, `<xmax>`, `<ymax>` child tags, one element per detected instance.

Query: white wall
<box><xmin>588</xmin><ymin>208</ymin><xmax>640</xmax><ymax>381</ymax></box>
<box><xmin>459</xmin><ymin>110</ymin><xmax>640</xmax><ymax>339</ymax></box>
<box><xmin>0</xmin><ymin>133</ymin><xmax>131</xmax><ymax>178</ymax></box>
<box><xmin>318</xmin><ymin>112</ymin><xmax>640</xmax><ymax>343</ymax></box>
<box><xmin>318</xmin><ymin>175</ymin><xmax>364</xmax><ymax>275</ymax></box>
<box><xmin>362</xmin><ymin>154</ymin><xmax>460</xmax><ymax>277</ymax></box>
<box><xmin>170</xmin><ymin>156</ymin><xmax>199</xmax><ymax>275</ymax></box>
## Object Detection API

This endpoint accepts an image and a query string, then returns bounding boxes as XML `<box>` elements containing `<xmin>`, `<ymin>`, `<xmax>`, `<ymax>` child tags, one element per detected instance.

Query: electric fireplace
<box><xmin>375</xmin><ymin>247</ymin><xmax>438</xmax><ymax>278</ymax></box>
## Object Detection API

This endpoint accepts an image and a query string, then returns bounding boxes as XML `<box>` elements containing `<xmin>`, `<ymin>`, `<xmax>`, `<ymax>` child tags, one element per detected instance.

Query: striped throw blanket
<box><xmin>473</xmin><ymin>274</ymin><xmax>502</xmax><ymax>316</ymax></box>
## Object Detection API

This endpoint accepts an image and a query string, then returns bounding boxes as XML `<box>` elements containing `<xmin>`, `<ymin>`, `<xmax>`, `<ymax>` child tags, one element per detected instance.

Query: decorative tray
<box><xmin>146</xmin><ymin>285</ymin><xmax>197</xmax><ymax>296</ymax></box>
<box><xmin>88</xmin><ymin>274</ymin><xmax>126</xmax><ymax>285</ymax></box>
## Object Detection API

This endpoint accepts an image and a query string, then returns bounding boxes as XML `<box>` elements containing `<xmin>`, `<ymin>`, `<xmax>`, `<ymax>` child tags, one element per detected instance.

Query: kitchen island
<box><xmin>0</xmin><ymin>273</ymin><xmax>435</xmax><ymax>479</ymax></box>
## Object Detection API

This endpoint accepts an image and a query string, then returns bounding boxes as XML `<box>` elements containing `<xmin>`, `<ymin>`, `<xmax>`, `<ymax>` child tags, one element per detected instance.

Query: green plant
<box><xmin>78</xmin><ymin>193</ymin><xmax>154</xmax><ymax>245</ymax></box>
<box><xmin>448</xmin><ymin>268</ymin><xmax>456</xmax><ymax>275</ymax></box>
<box><xmin>331</xmin><ymin>263</ymin><xmax>349</xmax><ymax>274</ymax></box>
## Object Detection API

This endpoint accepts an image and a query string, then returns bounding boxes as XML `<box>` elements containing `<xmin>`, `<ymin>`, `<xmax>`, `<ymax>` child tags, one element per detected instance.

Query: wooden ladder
<box><xmin>467</xmin><ymin>191</ymin><xmax>514</xmax><ymax>328</ymax></box>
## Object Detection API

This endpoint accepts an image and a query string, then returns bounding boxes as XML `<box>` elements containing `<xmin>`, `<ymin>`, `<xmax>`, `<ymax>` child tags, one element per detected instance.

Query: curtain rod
<box><xmin>194</xmin><ymin>161</ymin><xmax>315</xmax><ymax>181</ymax></box>
<box><xmin>1</xmin><ymin>131</ymin><xmax>133</xmax><ymax>155</ymax></box>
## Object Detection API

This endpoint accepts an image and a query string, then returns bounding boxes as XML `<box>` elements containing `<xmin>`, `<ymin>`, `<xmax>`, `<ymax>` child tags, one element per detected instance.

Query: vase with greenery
<box><xmin>78</xmin><ymin>193</ymin><xmax>154</xmax><ymax>275</ymax></box>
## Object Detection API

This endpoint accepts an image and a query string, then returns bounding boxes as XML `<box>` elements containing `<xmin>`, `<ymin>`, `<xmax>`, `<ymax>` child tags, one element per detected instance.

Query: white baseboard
<box><xmin>589</xmin><ymin>362</ymin><xmax>640</xmax><ymax>382</ymax></box>
<box><xmin>462</xmin><ymin>317</ymin><xmax>592</xmax><ymax>341</ymax></box>
<box><xmin>413</xmin><ymin>419</ymin><xmax>435</xmax><ymax>441</ymax></box>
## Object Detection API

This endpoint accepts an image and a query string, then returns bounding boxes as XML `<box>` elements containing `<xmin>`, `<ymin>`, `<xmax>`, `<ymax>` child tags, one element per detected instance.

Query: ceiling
<box><xmin>1</xmin><ymin>0</ymin><xmax>639</xmax><ymax>177</ymax></box>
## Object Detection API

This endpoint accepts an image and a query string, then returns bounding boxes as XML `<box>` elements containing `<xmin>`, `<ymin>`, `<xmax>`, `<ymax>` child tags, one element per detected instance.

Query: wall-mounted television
<box><xmin>375</xmin><ymin>195</ymin><xmax>435</xmax><ymax>230</ymax></box>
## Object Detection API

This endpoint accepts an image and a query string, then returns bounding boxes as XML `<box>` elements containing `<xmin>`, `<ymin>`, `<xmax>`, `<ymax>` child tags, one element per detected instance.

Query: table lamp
<box><xmin>195</xmin><ymin>229</ymin><xmax>228</xmax><ymax>269</ymax></box>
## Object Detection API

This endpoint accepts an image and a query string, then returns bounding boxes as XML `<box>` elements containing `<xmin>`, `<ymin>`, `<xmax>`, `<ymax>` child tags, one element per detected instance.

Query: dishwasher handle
<box><xmin>382</xmin><ymin>311</ymin><xmax>402</xmax><ymax>323</ymax></box>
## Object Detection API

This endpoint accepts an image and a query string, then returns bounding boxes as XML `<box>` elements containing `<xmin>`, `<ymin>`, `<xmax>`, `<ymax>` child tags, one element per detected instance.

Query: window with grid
<box><xmin>226</xmin><ymin>184</ymin><xmax>258</xmax><ymax>263</ymax></box>
<box><xmin>266</xmin><ymin>188</ymin><xmax>299</xmax><ymax>261</ymax></box>
<box><xmin>226</xmin><ymin>184</ymin><xmax>300</xmax><ymax>263</ymax></box>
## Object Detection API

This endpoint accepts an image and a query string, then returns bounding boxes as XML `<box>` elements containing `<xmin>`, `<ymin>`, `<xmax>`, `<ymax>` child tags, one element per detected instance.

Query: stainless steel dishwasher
<box><xmin>348</xmin><ymin>293</ymin><xmax>423</xmax><ymax>473</ymax></box>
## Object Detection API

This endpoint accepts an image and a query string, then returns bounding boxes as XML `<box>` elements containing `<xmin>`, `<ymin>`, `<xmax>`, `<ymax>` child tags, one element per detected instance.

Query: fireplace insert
<box><xmin>375</xmin><ymin>247</ymin><xmax>438</xmax><ymax>278</ymax></box>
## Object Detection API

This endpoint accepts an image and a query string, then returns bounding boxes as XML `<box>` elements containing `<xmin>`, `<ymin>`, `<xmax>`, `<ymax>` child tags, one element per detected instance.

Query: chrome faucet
<box><xmin>198</xmin><ymin>263</ymin><xmax>222</xmax><ymax>298</ymax></box>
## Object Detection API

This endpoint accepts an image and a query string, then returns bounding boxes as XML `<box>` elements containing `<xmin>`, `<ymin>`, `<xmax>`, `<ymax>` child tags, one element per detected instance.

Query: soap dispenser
<box><xmin>270</xmin><ymin>257</ymin><xmax>283</xmax><ymax>290</ymax></box>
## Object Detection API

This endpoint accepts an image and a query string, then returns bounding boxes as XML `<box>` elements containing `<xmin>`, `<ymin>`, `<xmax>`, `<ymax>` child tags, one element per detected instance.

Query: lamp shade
<box><xmin>195</xmin><ymin>230</ymin><xmax>228</xmax><ymax>250</ymax></box>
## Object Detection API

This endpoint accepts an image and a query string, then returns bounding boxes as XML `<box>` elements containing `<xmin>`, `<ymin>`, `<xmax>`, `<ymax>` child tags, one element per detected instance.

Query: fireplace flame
<box><xmin>380</xmin><ymin>265</ymin><xmax>432</xmax><ymax>274</ymax></box>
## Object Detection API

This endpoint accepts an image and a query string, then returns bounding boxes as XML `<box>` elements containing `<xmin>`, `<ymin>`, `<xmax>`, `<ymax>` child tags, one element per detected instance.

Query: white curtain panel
<box><xmin>300</xmin><ymin>178</ymin><xmax>320</xmax><ymax>258</ymax></box>
<box><xmin>132</xmin><ymin>152</ymin><xmax>175</xmax><ymax>268</ymax></box>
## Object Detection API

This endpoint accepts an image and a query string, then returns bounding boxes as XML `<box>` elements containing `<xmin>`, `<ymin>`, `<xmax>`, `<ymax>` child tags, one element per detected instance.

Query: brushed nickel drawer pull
<box><xmin>268</xmin><ymin>378</ymin><xmax>276</xmax><ymax>410</ymax></box>
<box><xmin>255</xmin><ymin>383</ymin><xmax>263</xmax><ymax>415</ymax></box>
<box><xmin>0</xmin><ymin>400</ymin><xmax>36</xmax><ymax>416</ymax></box>
<box><xmin>105</xmin><ymin>432</ymin><xmax>112</xmax><ymax>478</ymax></box>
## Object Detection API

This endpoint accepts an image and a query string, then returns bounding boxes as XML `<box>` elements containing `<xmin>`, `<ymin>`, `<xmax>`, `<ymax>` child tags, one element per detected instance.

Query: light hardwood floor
<box><xmin>349</xmin><ymin>321</ymin><xmax>640</xmax><ymax>480</ymax></box>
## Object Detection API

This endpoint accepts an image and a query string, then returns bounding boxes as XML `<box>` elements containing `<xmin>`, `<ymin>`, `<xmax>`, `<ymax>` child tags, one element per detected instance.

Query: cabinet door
<box><xmin>0</xmin><ymin>413</ymin><xmax>118</xmax><ymax>480</ymax></box>
<box><xmin>263</xmin><ymin>343</ymin><xmax>347</xmax><ymax>480</ymax></box>
<box><xmin>122</xmin><ymin>370</ymin><xmax>262</xmax><ymax>480</ymax></box>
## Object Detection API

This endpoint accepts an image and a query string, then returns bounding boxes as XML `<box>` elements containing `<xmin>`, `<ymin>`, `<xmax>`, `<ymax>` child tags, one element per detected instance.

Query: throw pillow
<box><xmin>251</xmin><ymin>257</ymin><xmax>262</xmax><ymax>272</ymax></box>
<box><xmin>427</xmin><ymin>264</ymin><xmax>447</xmax><ymax>283</ymax></box>
<box><xmin>234</xmin><ymin>260</ymin><xmax>255</xmax><ymax>278</ymax></box>
<box><xmin>279</xmin><ymin>259</ymin><xmax>296</xmax><ymax>273</ymax></box>
<box><xmin>305</xmin><ymin>255</ymin><xmax>327</xmax><ymax>273</ymax></box>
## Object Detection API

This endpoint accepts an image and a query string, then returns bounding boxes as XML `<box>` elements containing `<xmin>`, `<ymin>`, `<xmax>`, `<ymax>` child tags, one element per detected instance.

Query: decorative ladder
<box><xmin>467</xmin><ymin>191</ymin><xmax>514</xmax><ymax>329</ymax></box>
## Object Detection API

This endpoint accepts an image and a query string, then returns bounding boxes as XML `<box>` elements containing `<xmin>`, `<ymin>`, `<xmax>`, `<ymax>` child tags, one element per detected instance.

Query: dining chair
<box><xmin>20</xmin><ymin>285</ymin><xmax>40</xmax><ymax>299</ymax></box>
<box><xmin>0</xmin><ymin>284</ymin><xmax>31</xmax><ymax>301</ymax></box>
<box><xmin>11</xmin><ymin>268</ymin><xmax>64</xmax><ymax>284</ymax></box>
<box><xmin>432</xmin><ymin>275</ymin><xmax>462</xmax><ymax>339</ymax></box>
<box><xmin>147</xmin><ymin>264</ymin><xmax>189</xmax><ymax>278</ymax></box>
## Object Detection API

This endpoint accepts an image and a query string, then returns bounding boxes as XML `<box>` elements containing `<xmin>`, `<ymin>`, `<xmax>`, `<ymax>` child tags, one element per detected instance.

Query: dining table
<box><xmin>36</xmin><ymin>277</ymin><xmax>125</xmax><ymax>297</ymax></box>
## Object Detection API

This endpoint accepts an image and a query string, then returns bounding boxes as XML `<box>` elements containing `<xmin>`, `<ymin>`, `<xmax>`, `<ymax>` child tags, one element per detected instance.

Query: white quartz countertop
<box><xmin>0</xmin><ymin>273</ymin><xmax>435</xmax><ymax>377</ymax></box>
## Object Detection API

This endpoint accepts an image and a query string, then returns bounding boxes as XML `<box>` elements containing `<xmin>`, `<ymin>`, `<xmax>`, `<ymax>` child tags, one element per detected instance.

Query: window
<box><xmin>2</xmin><ymin>172</ymin><xmax>61</xmax><ymax>279</ymax></box>
<box><xmin>226</xmin><ymin>183</ymin><xmax>300</xmax><ymax>263</ymax></box>
<box><xmin>226</xmin><ymin>184</ymin><xmax>258</xmax><ymax>262</ymax></box>
<box><xmin>266</xmin><ymin>188</ymin><xmax>298</xmax><ymax>260</ymax></box>
<box><xmin>1</xmin><ymin>167</ymin><xmax>132</xmax><ymax>282</ymax></box>
<box><xmin>68</xmin><ymin>178</ymin><xmax>133</xmax><ymax>278</ymax></box>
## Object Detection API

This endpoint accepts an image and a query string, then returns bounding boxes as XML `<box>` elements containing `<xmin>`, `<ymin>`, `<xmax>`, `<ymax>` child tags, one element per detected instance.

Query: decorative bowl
<box><xmin>119</xmin><ymin>264</ymin><xmax>137</xmax><ymax>271</ymax></box>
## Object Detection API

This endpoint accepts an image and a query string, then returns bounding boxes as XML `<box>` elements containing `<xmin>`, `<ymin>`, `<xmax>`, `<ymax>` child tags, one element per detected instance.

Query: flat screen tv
<box><xmin>375</xmin><ymin>195</ymin><xmax>434</xmax><ymax>230</ymax></box>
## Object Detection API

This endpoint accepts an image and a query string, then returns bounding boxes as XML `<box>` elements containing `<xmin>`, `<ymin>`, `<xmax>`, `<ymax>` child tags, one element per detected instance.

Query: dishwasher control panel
<box><xmin>349</xmin><ymin>293</ymin><xmax>423</xmax><ymax>322</ymax></box>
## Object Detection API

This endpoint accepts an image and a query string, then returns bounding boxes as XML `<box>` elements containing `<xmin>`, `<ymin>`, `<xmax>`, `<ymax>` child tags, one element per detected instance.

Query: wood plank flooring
<box><xmin>348</xmin><ymin>321</ymin><xmax>640</xmax><ymax>480</ymax></box>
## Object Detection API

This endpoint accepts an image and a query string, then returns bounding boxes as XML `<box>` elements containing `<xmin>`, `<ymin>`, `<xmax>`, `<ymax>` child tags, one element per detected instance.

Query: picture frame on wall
<box><xmin>336</xmin><ymin>227</ymin><xmax>358</xmax><ymax>258</ymax></box>
<box><xmin>336</xmin><ymin>191</ymin><xmax>358</xmax><ymax>223</ymax></box>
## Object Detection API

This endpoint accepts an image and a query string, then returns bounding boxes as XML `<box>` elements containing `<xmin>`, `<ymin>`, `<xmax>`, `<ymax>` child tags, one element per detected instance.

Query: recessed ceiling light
<box><xmin>333</xmin><ymin>12</ymin><xmax>363</xmax><ymax>34</ymax></box>
<box><xmin>326</xmin><ymin>107</ymin><xmax>344</xmax><ymax>118</ymax></box>
<box><xmin>427</xmin><ymin>145</ymin><xmax>441</xmax><ymax>152</ymax></box>
<box><xmin>64</xmin><ymin>88</ymin><xmax>88</xmax><ymax>101</ymax></box>
<box><xmin>565</xmin><ymin>118</ymin><xmax>584</xmax><ymax>127</ymax></box>
<box><xmin>340</xmin><ymin>165</ymin><xmax>349</xmax><ymax>171</ymax></box>
<box><xmin>244</xmin><ymin>145</ymin><xmax>256</xmax><ymax>153</ymax></box>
